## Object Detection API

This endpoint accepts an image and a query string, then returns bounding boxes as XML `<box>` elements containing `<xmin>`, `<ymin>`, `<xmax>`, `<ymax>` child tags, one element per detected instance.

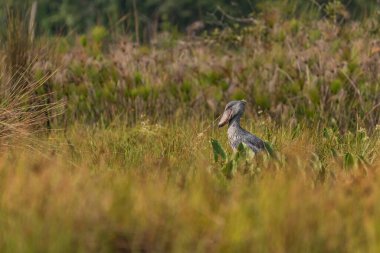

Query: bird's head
<box><xmin>218</xmin><ymin>100</ymin><xmax>246</xmax><ymax>128</ymax></box>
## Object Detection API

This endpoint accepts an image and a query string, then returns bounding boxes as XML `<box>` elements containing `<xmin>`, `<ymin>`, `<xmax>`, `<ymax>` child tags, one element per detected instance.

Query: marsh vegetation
<box><xmin>0</xmin><ymin>1</ymin><xmax>380</xmax><ymax>252</ymax></box>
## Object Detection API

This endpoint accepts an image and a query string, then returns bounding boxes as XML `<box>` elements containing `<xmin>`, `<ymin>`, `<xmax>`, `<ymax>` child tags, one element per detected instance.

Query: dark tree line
<box><xmin>0</xmin><ymin>0</ymin><xmax>378</xmax><ymax>36</ymax></box>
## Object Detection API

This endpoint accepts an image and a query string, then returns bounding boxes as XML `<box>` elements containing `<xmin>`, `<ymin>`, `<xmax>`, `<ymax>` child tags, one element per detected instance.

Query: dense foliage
<box><xmin>42</xmin><ymin>16</ymin><xmax>379</xmax><ymax>131</ymax></box>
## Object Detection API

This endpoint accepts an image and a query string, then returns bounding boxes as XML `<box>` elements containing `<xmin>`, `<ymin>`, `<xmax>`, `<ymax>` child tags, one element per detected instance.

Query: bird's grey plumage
<box><xmin>218</xmin><ymin>100</ymin><xmax>264</xmax><ymax>153</ymax></box>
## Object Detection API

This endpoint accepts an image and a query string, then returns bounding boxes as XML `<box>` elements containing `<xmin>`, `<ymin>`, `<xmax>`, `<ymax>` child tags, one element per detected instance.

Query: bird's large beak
<box><xmin>218</xmin><ymin>109</ymin><xmax>232</xmax><ymax>128</ymax></box>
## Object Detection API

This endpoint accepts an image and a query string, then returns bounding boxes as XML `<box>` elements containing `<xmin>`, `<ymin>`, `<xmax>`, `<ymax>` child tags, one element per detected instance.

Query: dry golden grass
<box><xmin>0</xmin><ymin>70</ymin><xmax>62</xmax><ymax>149</ymax></box>
<box><xmin>0</xmin><ymin>122</ymin><xmax>378</xmax><ymax>253</ymax></box>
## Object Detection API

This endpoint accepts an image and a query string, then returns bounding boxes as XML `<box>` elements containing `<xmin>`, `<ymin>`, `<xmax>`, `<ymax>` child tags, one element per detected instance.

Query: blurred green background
<box><xmin>0</xmin><ymin>0</ymin><xmax>378</xmax><ymax>35</ymax></box>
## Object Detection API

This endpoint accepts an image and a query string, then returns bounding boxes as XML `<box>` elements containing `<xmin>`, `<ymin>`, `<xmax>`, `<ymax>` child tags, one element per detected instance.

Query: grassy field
<box><xmin>1</xmin><ymin>4</ymin><xmax>380</xmax><ymax>253</ymax></box>
<box><xmin>0</xmin><ymin>122</ymin><xmax>379</xmax><ymax>252</ymax></box>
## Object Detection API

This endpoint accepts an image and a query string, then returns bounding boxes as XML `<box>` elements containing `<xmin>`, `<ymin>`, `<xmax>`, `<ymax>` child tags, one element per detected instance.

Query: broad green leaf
<box><xmin>235</xmin><ymin>142</ymin><xmax>247</xmax><ymax>160</ymax></box>
<box><xmin>210</xmin><ymin>138</ymin><xmax>227</xmax><ymax>162</ymax></box>
<box><xmin>222</xmin><ymin>160</ymin><xmax>236</xmax><ymax>179</ymax></box>
<box><xmin>235</xmin><ymin>142</ymin><xmax>255</xmax><ymax>161</ymax></box>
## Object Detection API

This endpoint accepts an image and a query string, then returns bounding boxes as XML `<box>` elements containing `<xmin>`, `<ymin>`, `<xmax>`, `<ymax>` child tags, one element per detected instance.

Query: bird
<box><xmin>218</xmin><ymin>100</ymin><xmax>264</xmax><ymax>153</ymax></box>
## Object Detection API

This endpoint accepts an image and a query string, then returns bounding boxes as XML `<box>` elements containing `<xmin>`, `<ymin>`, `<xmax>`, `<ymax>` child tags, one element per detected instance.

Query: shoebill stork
<box><xmin>218</xmin><ymin>100</ymin><xmax>264</xmax><ymax>153</ymax></box>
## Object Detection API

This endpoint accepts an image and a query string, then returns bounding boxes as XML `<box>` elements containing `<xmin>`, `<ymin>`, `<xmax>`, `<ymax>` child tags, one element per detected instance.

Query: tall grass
<box><xmin>0</xmin><ymin>121</ymin><xmax>379</xmax><ymax>252</ymax></box>
<box><xmin>0</xmin><ymin>8</ymin><xmax>61</xmax><ymax>147</ymax></box>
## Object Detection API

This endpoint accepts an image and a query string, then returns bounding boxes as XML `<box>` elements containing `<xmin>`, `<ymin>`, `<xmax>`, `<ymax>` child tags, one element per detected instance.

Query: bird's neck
<box><xmin>228</xmin><ymin>115</ymin><xmax>241</xmax><ymax>129</ymax></box>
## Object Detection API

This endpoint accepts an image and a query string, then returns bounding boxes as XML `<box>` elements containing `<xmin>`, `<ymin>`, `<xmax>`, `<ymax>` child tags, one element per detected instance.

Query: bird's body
<box><xmin>227</xmin><ymin>119</ymin><xmax>264</xmax><ymax>153</ymax></box>
<box><xmin>218</xmin><ymin>100</ymin><xmax>264</xmax><ymax>153</ymax></box>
